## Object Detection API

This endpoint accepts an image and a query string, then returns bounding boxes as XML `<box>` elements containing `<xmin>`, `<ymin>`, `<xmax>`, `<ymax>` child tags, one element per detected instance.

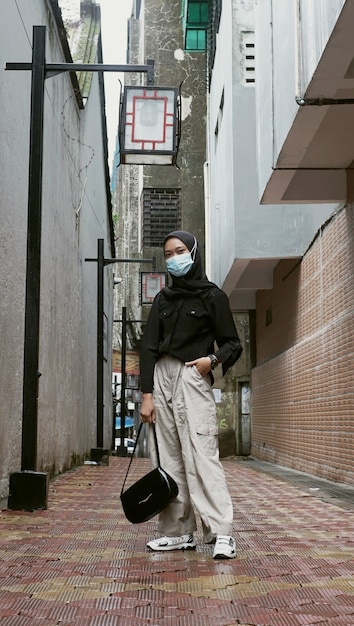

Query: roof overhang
<box><xmin>222</xmin><ymin>258</ymin><xmax>284</xmax><ymax>311</ymax></box>
<box><xmin>262</xmin><ymin>1</ymin><xmax>354</xmax><ymax>204</ymax></box>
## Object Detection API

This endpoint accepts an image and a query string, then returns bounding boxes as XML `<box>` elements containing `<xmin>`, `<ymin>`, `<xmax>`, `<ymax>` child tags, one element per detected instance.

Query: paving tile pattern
<box><xmin>0</xmin><ymin>458</ymin><xmax>353</xmax><ymax>625</ymax></box>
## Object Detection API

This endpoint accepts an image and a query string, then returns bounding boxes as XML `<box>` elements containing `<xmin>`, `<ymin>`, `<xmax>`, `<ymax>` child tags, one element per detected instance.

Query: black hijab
<box><xmin>162</xmin><ymin>230</ymin><xmax>217</xmax><ymax>297</ymax></box>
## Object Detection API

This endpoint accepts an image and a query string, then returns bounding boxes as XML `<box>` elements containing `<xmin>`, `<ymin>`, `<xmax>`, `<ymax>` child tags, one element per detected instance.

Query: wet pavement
<box><xmin>0</xmin><ymin>455</ymin><xmax>353</xmax><ymax>625</ymax></box>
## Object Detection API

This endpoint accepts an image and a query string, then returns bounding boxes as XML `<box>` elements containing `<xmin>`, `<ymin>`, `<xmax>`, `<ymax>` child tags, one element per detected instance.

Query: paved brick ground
<box><xmin>0</xmin><ymin>457</ymin><xmax>353</xmax><ymax>625</ymax></box>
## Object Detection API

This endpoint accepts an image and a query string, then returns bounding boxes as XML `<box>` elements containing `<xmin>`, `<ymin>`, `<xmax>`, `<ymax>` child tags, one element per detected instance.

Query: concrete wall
<box><xmin>207</xmin><ymin>0</ymin><xmax>336</xmax><ymax>290</ymax></box>
<box><xmin>207</xmin><ymin>0</ymin><xmax>235</xmax><ymax>285</ymax></box>
<box><xmin>0</xmin><ymin>0</ymin><xmax>113</xmax><ymax>502</ymax></box>
<box><xmin>143</xmin><ymin>0</ymin><xmax>207</xmax><ymax>254</ymax></box>
<box><xmin>252</xmin><ymin>206</ymin><xmax>354</xmax><ymax>486</ymax></box>
<box><xmin>256</xmin><ymin>0</ymin><xmax>345</xmax><ymax>198</ymax></box>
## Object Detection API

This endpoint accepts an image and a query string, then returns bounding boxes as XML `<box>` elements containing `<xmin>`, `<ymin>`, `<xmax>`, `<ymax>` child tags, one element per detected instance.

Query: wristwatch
<box><xmin>208</xmin><ymin>354</ymin><xmax>219</xmax><ymax>370</ymax></box>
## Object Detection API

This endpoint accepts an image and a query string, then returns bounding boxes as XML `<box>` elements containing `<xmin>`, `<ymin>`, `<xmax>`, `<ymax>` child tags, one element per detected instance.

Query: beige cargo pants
<box><xmin>150</xmin><ymin>354</ymin><xmax>234</xmax><ymax>543</ymax></box>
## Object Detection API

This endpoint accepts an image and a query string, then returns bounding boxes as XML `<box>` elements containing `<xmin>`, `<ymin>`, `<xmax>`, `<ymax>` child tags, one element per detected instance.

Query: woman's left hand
<box><xmin>185</xmin><ymin>356</ymin><xmax>212</xmax><ymax>377</ymax></box>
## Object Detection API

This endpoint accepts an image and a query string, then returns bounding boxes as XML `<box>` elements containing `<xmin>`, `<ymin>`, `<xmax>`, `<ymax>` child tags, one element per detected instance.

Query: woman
<box><xmin>140</xmin><ymin>231</ymin><xmax>242</xmax><ymax>559</ymax></box>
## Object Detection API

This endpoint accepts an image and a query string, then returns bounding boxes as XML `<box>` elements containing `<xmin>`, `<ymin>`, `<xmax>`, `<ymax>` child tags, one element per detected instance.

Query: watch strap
<box><xmin>208</xmin><ymin>354</ymin><xmax>219</xmax><ymax>370</ymax></box>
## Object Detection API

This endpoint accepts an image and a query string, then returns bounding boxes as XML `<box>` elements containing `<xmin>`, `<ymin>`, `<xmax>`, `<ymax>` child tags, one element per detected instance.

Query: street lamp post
<box><xmin>7</xmin><ymin>26</ymin><xmax>48</xmax><ymax>511</ymax></box>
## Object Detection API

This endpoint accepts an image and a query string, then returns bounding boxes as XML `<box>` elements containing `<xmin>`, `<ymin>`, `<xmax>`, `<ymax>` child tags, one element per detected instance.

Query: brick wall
<box><xmin>252</xmin><ymin>206</ymin><xmax>354</xmax><ymax>485</ymax></box>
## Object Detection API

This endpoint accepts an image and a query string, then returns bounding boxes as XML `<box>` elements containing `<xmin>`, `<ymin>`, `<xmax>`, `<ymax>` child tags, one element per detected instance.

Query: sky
<box><xmin>98</xmin><ymin>0</ymin><xmax>133</xmax><ymax>166</ymax></box>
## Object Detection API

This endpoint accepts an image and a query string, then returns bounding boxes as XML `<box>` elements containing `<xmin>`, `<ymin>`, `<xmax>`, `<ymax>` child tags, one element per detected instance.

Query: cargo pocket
<box><xmin>195</xmin><ymin>423</ymin><xmax>219</xmax><ymax>456</ymax></box>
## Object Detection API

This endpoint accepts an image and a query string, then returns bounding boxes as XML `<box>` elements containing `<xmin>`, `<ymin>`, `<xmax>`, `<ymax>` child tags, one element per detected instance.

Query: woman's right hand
<box><xmin>140</xmin><ymin>393</ymin><xmax>156</xmax><ymax>423</ymax></box>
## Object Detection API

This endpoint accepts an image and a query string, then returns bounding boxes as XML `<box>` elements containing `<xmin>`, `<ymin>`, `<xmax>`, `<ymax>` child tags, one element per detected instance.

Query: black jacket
<box><xmin>140</xmin><ymin>287</ymin><xmax>242</xmax><ymax>393</ymax></box>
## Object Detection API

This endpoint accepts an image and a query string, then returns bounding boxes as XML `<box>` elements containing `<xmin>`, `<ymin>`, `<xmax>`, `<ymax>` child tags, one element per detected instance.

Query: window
<box><xmin>214</xmin><ymin>119</ymin><xmax>219</xmax><ymax>150</ymax></box>
<box><xmin>142</xmin><ymin>188</ymin><xmax>181</xmax><ymax>246</ymax></box>
<box><xmin>214</xmin><ymin>88</ymin><xmax>224</xmax><ymax>151</ymax></box>
<box><xmin>185</xmin><ymin>28</ymin><xmax>206</xmax><ymax>51</ymax></box>
<box><xmin>219</xmin><ymin>88</ymin><xmax>224</xmax><ymax>117</ymax></box>
<box><xmin>184</xmin><ymin>0</ymin><xmax>209</xmax><ymax>51</ymax></box>
<box><xmin>187</xmin><ymin>1</ymin><xmax>209</xmax><ymax>23</ymax></box>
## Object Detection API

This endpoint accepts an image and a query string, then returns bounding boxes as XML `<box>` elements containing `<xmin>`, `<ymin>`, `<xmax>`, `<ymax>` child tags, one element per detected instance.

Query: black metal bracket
<box><xmin>6</xmin><ymin>61</ymin><xmax>155</xmax><ymax>85</ymax></box>
<box><xmin>85</xmin><ymin>257</ymin><xmax>156</xmax><ymax>268</ymax></box>
<box><xmin>296</xmin><ymin>97</ymin><xmax>354</xmax><ymax>106</ymax></box>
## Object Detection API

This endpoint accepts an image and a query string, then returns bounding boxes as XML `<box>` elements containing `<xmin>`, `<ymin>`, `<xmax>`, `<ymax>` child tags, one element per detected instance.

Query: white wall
<box><xmin>0</xmin><ymin>0</ymin><xmax>113</xmax><ymax>500</ymax></box>
<box><xmin>256</xmin><ymin>0</ymin><xmax>346</xmax><ymax>198</ymax></box>
<box><xmin>207</xmin><ymin>0</ymin><xmax>236</xmax><ymax>286</ymax></box>
<box><xmin>207</xmin><ymin>0</ymin><xmax>337</xmax><ymax>290</ymax></box>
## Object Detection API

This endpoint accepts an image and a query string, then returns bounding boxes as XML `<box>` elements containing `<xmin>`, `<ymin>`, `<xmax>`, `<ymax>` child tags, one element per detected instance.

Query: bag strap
<box><xmin>120</xmin><ymin>422</ymin><xmax>160</xmax><ymax>495</ymax></box>
<box><xmin>151</xmin><ymin>422</ymin><xmax>161</xmax><ymax>466</ymax></box>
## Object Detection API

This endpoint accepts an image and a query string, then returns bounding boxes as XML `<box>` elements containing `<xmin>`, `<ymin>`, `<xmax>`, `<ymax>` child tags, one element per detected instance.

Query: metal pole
<box><xmin>97</xmin><ymin>239</ymin><xmax>104</xmax><ymax>448</ymax></box>
<box><xmin>118</xmin><ymin>306</ymin><xmax>127</xmax><ymax>456</ymax></box>
<box><xmin>21</xmin><ymin>26</ymin><xmax>46</xmax><ymax>471</ymax></box>
<box><xmin>6</xmin><ymin>62</ymin><xmax>155</xmax><ymax>85</ymax></box>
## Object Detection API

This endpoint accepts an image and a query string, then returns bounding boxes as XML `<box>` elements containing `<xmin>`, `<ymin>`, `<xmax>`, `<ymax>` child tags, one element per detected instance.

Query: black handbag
<box><xmin>120</xmin><ymin>423</ymin><xmax>179</xmax><ymax>524</ymax></box>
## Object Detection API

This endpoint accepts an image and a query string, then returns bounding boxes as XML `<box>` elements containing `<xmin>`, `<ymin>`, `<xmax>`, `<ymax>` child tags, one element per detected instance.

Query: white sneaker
<box><xmin>147</xmin><ymin>534</ymin><xmax>196</xmax><ymax>552</ymax></box>
<box><xmin>213</xmin><ymin>535</ymin><xmax>236</xmax><ymax>559</ymax></box>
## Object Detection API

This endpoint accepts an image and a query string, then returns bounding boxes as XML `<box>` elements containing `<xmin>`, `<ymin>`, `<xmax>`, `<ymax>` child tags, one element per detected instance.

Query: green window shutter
<box><xmin>185</xmin><ymin>28</ymin><xmax>206</xmax><ymax>50</ymax></box>
<box><xmin>184</xmin><ymin>0</ymin><xmax>209</xmax><ymax>51</ymax></box>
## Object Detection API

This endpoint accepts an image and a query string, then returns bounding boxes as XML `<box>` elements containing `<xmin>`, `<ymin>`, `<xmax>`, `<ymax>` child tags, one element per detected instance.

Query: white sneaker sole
<box><xmin>213</xmin><ymin>550</ymin><xmax>236</xmax><ymax>559</ymax></box>
<box><xmin>147</xmin><ymin>537</ymin><xmax>196</xmax><ymax>552</ymax></box>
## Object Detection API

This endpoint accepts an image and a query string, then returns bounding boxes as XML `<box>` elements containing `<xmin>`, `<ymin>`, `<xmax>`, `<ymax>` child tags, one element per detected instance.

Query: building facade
<box><xmin>207</xmin><ymin>0</ymin><xmax>354</xmax><ymax>484</ymax></box>
<box><xmin>251</xmin><ymin>0</ymin><xmax>354</xmax><ymax>484</ymax></box>
<box><xmin>0</xmin><ymin>0</ymin><xmax>114</xmax><ymax>505</ymax></box>
<box><xmin>113</xmin><ymin>0</ymin><xmax>354</xmax><ymax>480</ymax></box>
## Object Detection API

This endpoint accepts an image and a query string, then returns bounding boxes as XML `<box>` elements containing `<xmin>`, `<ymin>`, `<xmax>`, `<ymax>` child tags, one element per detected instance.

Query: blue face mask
<box><xmin>166</xmin><ymin>252</ymin><xmax>194</xmax><ymax>277</ymax></box>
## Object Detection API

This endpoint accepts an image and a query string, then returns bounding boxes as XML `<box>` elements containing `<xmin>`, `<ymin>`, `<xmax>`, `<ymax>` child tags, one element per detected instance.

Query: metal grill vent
<box><xmin>142</xmin><ymin>188</ymin><xmax>181</xmax><ymax>246</ymax></box>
